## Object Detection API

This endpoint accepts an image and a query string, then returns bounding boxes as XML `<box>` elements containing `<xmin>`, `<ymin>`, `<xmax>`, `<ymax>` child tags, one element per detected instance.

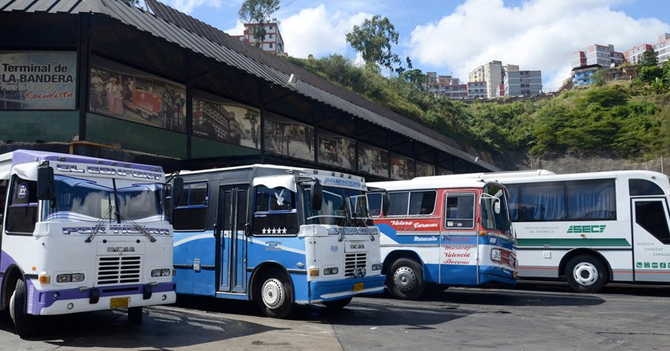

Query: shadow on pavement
<box><xmin>0</xmin><ymin>302</ymin><xmax>283</xmax><ymax>348</ymax></box>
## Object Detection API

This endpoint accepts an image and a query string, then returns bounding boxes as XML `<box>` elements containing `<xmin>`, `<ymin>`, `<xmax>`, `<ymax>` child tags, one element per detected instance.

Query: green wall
<box><xmin>192</xmin><ymin>136</ymin><xmax>261</xmax><ymax>159</ymax></box>
<box><xmin>0</xmin><ymin>111</ymin><xmax>78</xmax><ymax>142</ymax></box>
<box><xmin>86</xmin><ymin>113</ymin><xmax>187</xmax><ymax>159</ymax></box>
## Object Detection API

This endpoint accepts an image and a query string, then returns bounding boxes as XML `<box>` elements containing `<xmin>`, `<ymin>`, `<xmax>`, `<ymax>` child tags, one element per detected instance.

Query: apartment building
<box><xmin>503</xmin><ymin>65</ymin><xmax>542</xmax><ymax>97</ymax></box>
<box><xmin>623</xmin><ymin>44</ymin><xmax>653</xmax><ymax>65</ymax></box>
<box><xmin>425</xmin><ymin>73</ymin><xmax>468</xmax><ymax>99</ymax></box>
<box><xmin>467</xmin><ymin>81</ymin><xmax>487</xmax><ymax>98</ymax></box>
<box><xmin>656</xmin><ymin>33</ymin><xmax>670</xmax><ymax>64</ymax></box>
<box><xmin>232</xmin><ymin>23</ymin><xmax>285</xmax><ymax>54</ymax></box>
<box><xmin>469</xmin><ymin>60</ymin><xmax>503</xmax><ymax>99</ymax></box>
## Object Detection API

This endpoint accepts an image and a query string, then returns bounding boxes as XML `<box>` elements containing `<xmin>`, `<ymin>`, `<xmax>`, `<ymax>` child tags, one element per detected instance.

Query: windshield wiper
<box><xmin>85</xmin><ymin>205</ymin><xmax>113</xmax><ymax>243</ymax></box>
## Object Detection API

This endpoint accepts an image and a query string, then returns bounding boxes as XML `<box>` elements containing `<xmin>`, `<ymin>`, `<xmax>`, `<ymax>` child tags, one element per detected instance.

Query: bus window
<box><xmin>408</xmin><ymin>191</ymin><xmax>436</xmax><ymax>215</ymax></box>
<box><xmin>6</xmin><ymin>176</ymin><xmax>38</xmax><ymax>234</ymax></box>
<box><xmin>253</xmin><ymin>186</ymin><xmax>298</xmax><ymax>235</ymax></box>
<box><xmin>388</xmin><ymin>192</ymin><xmax>409</xmax><ymax>216</ymax></box>
<box><xmin>516</xmin><ymin>182</ymin><xmax>565</xmax><ymax>221</ymax></box>
<box><xmin>630</xmin><ymin>179</ymin><xmax>665</xmax><ymax>196</ymax></box>
<box><xmin>367</xmin><ymin>193</ymin><xmax>382</xmax><ymax>217</ymax></box>
<box><xmin>445</xmin><ymin>193</ymin><xmax>475</xmax><ymax>229</ymax></box>
<box><xmin>635</xmin><ymin>201</ymin><xmax>670</xmax><ymax>244</ymax></box>
<box><xmin>173</xmin><ymin>182</ymin><xmax>209</xmax><ymax>231</ymax></box>
<box><xmin>566</xmin><ymin>180</ymin><xmax>616</xmax><ymax>220</ymax></box>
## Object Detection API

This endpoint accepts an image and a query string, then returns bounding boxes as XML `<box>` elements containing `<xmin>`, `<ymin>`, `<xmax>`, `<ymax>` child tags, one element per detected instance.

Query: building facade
<box><xmin>232</xmin><ymin>23</ymin><xmax>285</xmax><ymax>55</ymax></box>
<box><xmin>425</xmin><ymin>73</ymin><xmax>468</xmax><ymax>99</ymax></box>
<box><xmin>585</xmin><ymin>44</ymin><xmax>624</xmax><ymax>67</ymax></box>
<box><xmin>503</xmin><ymin>65</ymin><xmax>542</xmax><ymax>97</ymax></box>
<box><xmin>467</xmin><ymin>81</ymin><xmax>487</xmax><ymax>98</ymax></box>
<box><xmin>655</xmin><ymin>33</ymin><xmax>670</xmax><ymax>64</ymax></box>
<box><xmin>623</xmin><ymin>44</ymin><xmax>653</xmax><ymax>65</ymax></box>
<box><xmin>469</xmin><ymin>60</ymin><xmax>503</xmax><ymax>99</ymax></box>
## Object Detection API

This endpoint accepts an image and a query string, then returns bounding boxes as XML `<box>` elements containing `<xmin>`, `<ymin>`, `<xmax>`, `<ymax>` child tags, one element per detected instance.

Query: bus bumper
<box><xmin>26</xmin><ymin>280</ymin><xmax>176</xmax><ymax>316</ymax></box>
<box><xmin>479</xmin><ymin>266</ymin><xmax>517</xmax><ymax>286</ymax></box>
<box><xmin>308</xmin><ymin>275</ymin><xmax>385</xmax><ymax>303</ymax></box>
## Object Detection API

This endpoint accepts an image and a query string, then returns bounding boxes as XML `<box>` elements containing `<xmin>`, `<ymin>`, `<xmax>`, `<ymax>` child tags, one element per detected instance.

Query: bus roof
<box><xmin>474</xmin><ymin>169</ymin><xmax>668</xmax><ymax>184</ymax></box>
<box><xmin>369</xmin><ymin>176</ymin><xmax>494</xmax><ymax>191</ymax></box>
<box><xmin>0</xmin><ymin>149</ymin><xmax>163</xmax><ymax>173</ymax></box>
<box><xmin>178</xmin><ymin>164</ymin><xmax>366</xmax><ymax>183</ymax></box>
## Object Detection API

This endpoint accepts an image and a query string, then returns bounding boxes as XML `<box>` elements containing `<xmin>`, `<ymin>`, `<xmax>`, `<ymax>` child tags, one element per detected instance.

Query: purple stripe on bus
<box><xmin>0</xmin><ymin>251</ymin><xmax>18</xmax><ymax>272</ymax></box>
<box><xmin>10</xmin><ymin>150</ymin><xmax>162</xmax><ymax>173</ymax></box>
<box><xmin>32</xmin><ymin>282</ymin><xmax>175</xmax><ymax>310</ymax></box>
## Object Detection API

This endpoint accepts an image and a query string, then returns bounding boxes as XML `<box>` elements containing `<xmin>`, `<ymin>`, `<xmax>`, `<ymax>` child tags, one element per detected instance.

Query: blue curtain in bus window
<box><xmin>507</xmin><ymin>186</ymin><xmax>520</xmax><ymax>221</ymax></box>
<box><xmin>518</xmin><ymin>183</ymin><xmax>565</xmax><ymax>221</ymax></box>
<box><xmin>566</xmin><ymin>180</ymin><xmax>616</xmax><ymax>220</ymax></box>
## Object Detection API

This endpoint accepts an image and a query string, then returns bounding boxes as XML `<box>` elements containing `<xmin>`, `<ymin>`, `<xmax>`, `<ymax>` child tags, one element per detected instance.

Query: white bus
<box><xmin>0</xmin><ymin>150</ymin><xmax>176</xmax><ymax>337</ymax></box>
<box><xmin>368</xmin><ymin>177</ymin><xmax>517</xmax><ymax>299</ymax></box>
<box><xmin>171</xmin><ymin>165</ymin><xmax>385</xmax><ymax>318</ymax></box>
<box><xmin>475</xmin><ymin>169</ymin><xmax>670</xmax><ymax>293</ymax></box>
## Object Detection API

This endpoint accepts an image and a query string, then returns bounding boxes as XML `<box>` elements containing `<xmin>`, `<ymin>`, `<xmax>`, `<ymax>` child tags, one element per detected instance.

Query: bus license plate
<box><xmin>110</xmin><ymin>297</ymin><xmax>130</xmax><ymax>309</ymax></box>
<box><xmin>513</xmin><ymin>271</ymin><xmax>517</xmax><ymax>278</ymax></box>
<box><xmin>353</xmin><ymin>282</ymin><xmax>364</xmax><ymax>292</ymax></box>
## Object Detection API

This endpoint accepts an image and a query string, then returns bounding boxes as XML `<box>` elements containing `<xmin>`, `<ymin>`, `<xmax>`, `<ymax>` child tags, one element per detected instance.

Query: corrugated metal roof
<box><xmin>0</xmin><ymin>0</ymin><xmax>499</xmax><ymax>171</ymax></box>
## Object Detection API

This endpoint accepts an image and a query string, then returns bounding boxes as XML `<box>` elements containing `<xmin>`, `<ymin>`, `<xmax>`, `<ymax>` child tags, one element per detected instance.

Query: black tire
<box><xmin>565</xmin><ymin>255</ymin><xmax>608</xmax><ymax>293</ymax></box>
<box><xmin>9</xmin><ymin>278</ymin><xmax>37</xmax><ymax>338</ymax></box>
<box><xmin>128</xmin><ymin>307</ymin><xmax>143</xmax><ymax>324</ymax></box>
<box><xmin>323</xmin><ymin>297</ymin><xmax>352</xmax><ymax>310</ymax></box>
<box><xmin>387</xmin><ymin>258</ymin><xmax>425</xmax><ymax>300</ymax></box>
<box><xmin>255</xmin><ymin>269</ymin><xmax>294</xmax><ymax>318</ymax></box>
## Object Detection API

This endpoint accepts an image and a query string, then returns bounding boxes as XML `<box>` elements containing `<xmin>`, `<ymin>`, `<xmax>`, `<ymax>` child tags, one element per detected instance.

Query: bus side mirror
<box><xmin>310</xmin><ymin>180</ymin><xmax>322</xmax><ymax>211</ymax></box>
<box><xmin>37</xmin><ymin>164</ymin><xmax>54</xmax><ymax>201</ymax></box>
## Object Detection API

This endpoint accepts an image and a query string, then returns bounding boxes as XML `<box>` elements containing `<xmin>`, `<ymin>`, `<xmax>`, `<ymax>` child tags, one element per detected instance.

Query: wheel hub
<box><xmin>393</xmin><ymin>267</ymin><xmax>417</xmax><ymax>292</ymax></box>
<box><xmin>573</xmin><ymin>262</ymin><xmax>598</xmax><ymax>287</ymax></box>
<box><xmin>261</xmin><ymin>278</ymin><xmax>285</xmax><ymax>309</ymax></box>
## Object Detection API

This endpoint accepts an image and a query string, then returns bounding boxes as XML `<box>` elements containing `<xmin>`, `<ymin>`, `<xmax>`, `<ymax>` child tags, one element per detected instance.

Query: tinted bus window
<box><xmin>635</xmin><ymin>201</ymin><xmax>670</xmax><ymax>244</ymax></box>
<box><xmin>630</xmin><ymin>179</ymin><xmax>665</xmax><ymax>196</ymax></box>
<box><xmin>367</xmin><ymin>193</ymin><xmax>382</xmax><ymax>217</ymax></box>
<box><xmin>253</xmin><ymin>186</ymin><xmax>298</xmax><ymax>235</ymax></box>
<box><xmin>408</xmin><ymin>191</ymin><xmax>437</xmax><ymax>215</ymax></box>
<box><xmin>6</xmin><ymin>176</ymin><xmax>38</xmax><ymax>234</ymax></box>
<box><xmin>173</xmin><ymin>182</ymin><xmax>209</xmax><ymax>231</ymax></box>
<box><xmin>445</xmin><ymin>193</ymin><xmax>475</xmax><ymax>229</ymax></box>
<box><xmin>388</xmin><ymin>192</ymin><xmax>409</xmax><ymax>216</ymax></box>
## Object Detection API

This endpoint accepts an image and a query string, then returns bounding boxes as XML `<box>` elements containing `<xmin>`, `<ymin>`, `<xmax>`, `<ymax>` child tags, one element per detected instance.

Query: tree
<box><xmin>345</xmin><ymin>15</ymin><xmax>401</xmax><ymax>71</ymax></box>
<box><xmin>121</xmin><ymin>0</ymin><xmax>139</xmax><ymax>6</ymax></box>
<box><xmin>238</xmin><ymin>0</ymin><xmax>280</xmax><ymax>47</ymax></box>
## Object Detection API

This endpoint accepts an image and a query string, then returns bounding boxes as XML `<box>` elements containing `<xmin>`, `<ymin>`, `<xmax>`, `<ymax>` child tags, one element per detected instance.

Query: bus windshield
<box><xmin>305</xmin><ymin>186</ymin><xmax>371</xmax><ymax>227</ymax></box>
<box><xmin>44</xmin><ymin>175</ymin><xmax>164</xmax><ymax>222</ymax></box>
<box><xmin>481</xmin><ymin>184</ymin><xmax>513</xmax><ymax>235</ymax></box>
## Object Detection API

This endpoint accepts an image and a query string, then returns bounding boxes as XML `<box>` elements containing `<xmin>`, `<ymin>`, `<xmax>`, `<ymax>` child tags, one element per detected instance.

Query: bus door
<box><xmin>441</xmin><ymin>191</ymin><xmax>479</xmax><ymax>285</ymax></box>
<box><xmin>631</xmin><ymin>197</ymin><xmax>670</xmax><ymax>282</ymax></box>
<box><xmin>217</xmin><ymin>185</ymin><xmax>249</xmax><ymax>293</ymax></box>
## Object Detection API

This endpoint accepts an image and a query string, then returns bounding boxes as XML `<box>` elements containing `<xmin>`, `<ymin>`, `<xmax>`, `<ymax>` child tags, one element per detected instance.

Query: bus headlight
<box><xmin>491</xmin><ymin>249</ymin><xmax>502</xmax><ymax>262</ymax></box>
<box><xmin>323</xmin><ymin>267</ymin><xmax>339</xmax><ymax>275</ymax></box>
<box><xmin>371</xmin><ymin>263</ymin><xmax>382</xmax><ymax>271</ymax></box>
<box><xmin>56</xmin><ymin>273</ymin><xmax>85</xmax><ymax>283</ymax></box>
<box><xmin>151</xmin><ymin>268</ymin><xmax>172</xmax><ymax>277</ymax></box>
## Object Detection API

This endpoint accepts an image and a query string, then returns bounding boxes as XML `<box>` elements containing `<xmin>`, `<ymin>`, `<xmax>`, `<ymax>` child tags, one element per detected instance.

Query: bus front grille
<box><xmin>97</xmin><ymin>256</ymin><xmax>142</xmax><ymax>285</ymax></box>
<box><xmin>345</xmin><ymin>253</ymin><xmax>367</xmax><ymax>278</ymax></box>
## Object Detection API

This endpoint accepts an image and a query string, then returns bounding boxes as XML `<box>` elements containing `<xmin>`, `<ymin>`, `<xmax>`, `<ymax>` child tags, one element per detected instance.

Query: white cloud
<box><xmin>408</xmin><ymin>0</ymin><xmax>670</xmax><ymax>91</ymax></box>
<box><xmin>165</xmin><ymin>0</ymin><xmax>222</xmax><ymax>15</ymax></box>
<box><xmin>279</xmin><ymin>4</ymin><xmax>370</xmax><ymax>58</ymax></box>
<box><xmin>224</xmin><ymin>20</ymin><xmax>246</xmax><ymax>36</ymax></box>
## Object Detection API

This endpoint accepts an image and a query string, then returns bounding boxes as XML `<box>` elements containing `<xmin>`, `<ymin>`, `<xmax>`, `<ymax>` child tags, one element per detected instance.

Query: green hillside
<box><xmin>284</xmin><ymin>55</ymin><xmax>670</xmax><ymax>169</ymax></box>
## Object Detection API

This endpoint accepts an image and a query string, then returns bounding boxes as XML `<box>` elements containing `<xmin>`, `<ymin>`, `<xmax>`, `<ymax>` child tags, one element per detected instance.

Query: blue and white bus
<box><xmin>171</xmin><ymin>164</ymin><xmax>385</xmax><ymax>317</ymax></box>
<box><xmin>0</xmin><ymin>150</ymin><xmax>176</xmax><ymax>338</ymax></box>
<box><xmin>368</xmin><ymin>177</ymin><xmax>517</xmax><ymax>299</ymax></box>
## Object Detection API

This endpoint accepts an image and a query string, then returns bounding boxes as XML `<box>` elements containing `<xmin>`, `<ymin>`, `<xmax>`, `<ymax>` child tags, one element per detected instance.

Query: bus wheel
<box><xmin>128</xmin><ymin>307</ymin><xmax>143</xmax><ymax>324</ymax></box>
<box><xmin>388</xmin><ymin>258</ymin><xmax>425</xmax><ymax>300</ymax></box>
<box><xmin>566</xmin><ymin>255</ymin><xmax>607</xmax><ymax>293</ymax></box>
<box><xmin>9</xmin><ymin>279</ymin><xmax>37</xmax><ymax>338</ymax></box>
<box><xmin>256</xmin><ymin>269</ymin><xmax>294</xmax><ymax>318</ymax></box>
<box><xmin>323</xmin><ymin>297</ymin><xmax>352</xmax><ymax>310</ymax></box>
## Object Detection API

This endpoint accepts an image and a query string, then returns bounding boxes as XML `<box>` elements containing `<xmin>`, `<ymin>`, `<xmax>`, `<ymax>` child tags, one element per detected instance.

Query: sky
<box><xmin>158</xmin><ymin>0</ymin><xmax>670</xmax><ymax>92</ymax></box>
